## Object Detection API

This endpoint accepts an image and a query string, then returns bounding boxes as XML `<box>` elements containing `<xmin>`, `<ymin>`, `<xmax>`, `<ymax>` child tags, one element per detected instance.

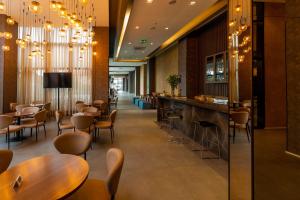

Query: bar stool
<box><xmin>192</xmin><ymin>120</ymin><xmax>221</xmax><ymax>159</ymax></box>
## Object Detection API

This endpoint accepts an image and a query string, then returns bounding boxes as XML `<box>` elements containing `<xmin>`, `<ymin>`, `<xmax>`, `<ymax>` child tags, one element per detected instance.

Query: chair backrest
<box><xmin>32</xmin><ymin>100</ymin><xmax>43</xmax><ymax>104</ymax></box>
<box><xmin>53</xmin><ymin>132</ymin><xmax>92</xmax><ymax>156</ymax></box>
<box><xmin>75</xmin><ymin>101</ymin><xmax>84</xmax><ymax>105</ymax></box>
<box><xmin>22</xmin><ymin>106</ymin><xmax>40</xmax><ymax>114</ymax></box>
<box><xmin>82</xmin><ymin>106</ymin><xmax>98</xmax><ymax>113</ymax></box>
<box><xmin>0</xmin><ymin>149</ymin><xmax>13</xmax><ymax>174</ymax></box>
<box><xmin>43</xmin><ymin>102</ymin><xmax>51</xmax><ymax>111</ymax></box>
<box><xmin>34</xmin><ymin>110</ymin><xmax>47</xmax><ymax>122</ymax></box>
<box><xmin>15</xmin><ymin>104</ymin><xmax>29</xmax><ymax>112</ymax></box>
<box><xmin>55</xmin><ymin>110</ymin><xmax>64</xmax><ymax>123</ymax></box>
<box><xmin>109</xmin><ymin>110</ymin><xmax>117</xmax><ymax>124</ymax></box>
<box><xmin>106</xmin><ymin>148</ymin><xmax>124</xmax><ymax>197</ymax></box>
<box><xmin>76</xmin><ymin>103</ymin><xmax>88</xmax><ymax>112</ymax></box>
<box><xmin>100</xmin><ymin>102</ymin><xmax>108</xmax><ymax>114</ymax></box>
<box><xmin>0</xmin><ymin>115</ymin><xmax>13</xmax><ymax>129</ymax></box>
<box><xmin>93</xmin><ymin>99</ymin><xmax>105</xmax><ymax>105</ymax></box>
<box><xmin>235</xmin><ymin>107</ymin><xmax>251</xmax><ymax>113</ymax></box>
<box><xmin>9</xmin><ymin>103</ymin><xmax>18</xmax><ymax>112</ymax></box>
<box><xmin>231</xmin><ymin>111</ymin><xmax>249</xmax><ymax>124</ymax></box>
<box><xmin>71</xmin><ymin>115</ymin><xmax>94</xmax><ymax>130</ymax></box>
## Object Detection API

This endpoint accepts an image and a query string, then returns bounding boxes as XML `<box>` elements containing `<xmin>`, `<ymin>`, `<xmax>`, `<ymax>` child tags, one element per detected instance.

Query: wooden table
<box><xmin>73</xmin><ymin>111</ymin><xmax>101</xmax><ymax>118</ymax></box>
<box><xmin>0</xmin><ymin>154</ymin><xmax>89</xmax><ymax>200</ymax></box>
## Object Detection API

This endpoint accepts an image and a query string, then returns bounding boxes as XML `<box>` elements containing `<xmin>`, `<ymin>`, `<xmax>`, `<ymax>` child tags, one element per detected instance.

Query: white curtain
<box><xmin>17</xmin><ymin>26</ymin><xmax>92</xmax><ymax>114</ymax></box>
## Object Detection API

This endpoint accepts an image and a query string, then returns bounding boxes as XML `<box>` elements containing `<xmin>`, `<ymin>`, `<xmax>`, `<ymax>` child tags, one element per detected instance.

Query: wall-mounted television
<box><xmin>43</xmin><ymin>72</ymin><xmax>72</xmax><ymax>88</ymax></box>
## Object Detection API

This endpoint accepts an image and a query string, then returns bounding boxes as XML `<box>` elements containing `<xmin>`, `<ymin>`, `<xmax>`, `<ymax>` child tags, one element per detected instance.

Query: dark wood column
<box><xmin>0</xmin><ymin>14</ymin><xmax>18</xmax><ymax>113</ymax></box>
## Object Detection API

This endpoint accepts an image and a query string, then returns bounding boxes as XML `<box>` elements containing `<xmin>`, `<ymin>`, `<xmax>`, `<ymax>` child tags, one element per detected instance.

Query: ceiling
<box><xmin>109</xmin><ymin>66</ymin><xmax>136</xmax><ymax>75</ymax></box>
<box><xmin>117</xmin><ymin>0</ymin><xmax>217</xmax><ymax>60</ymax></box>
<box><xmin>2</xmin><ymin>0</ymin><xmax>109</xmax><ymax>27</ymax></box>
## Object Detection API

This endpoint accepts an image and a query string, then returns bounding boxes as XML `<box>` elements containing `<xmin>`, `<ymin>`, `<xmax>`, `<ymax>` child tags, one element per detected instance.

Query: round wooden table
<box><xmin>0</xmin><ymin>154</ymin><xmax>89</xmax><ymax>200</ymax></box>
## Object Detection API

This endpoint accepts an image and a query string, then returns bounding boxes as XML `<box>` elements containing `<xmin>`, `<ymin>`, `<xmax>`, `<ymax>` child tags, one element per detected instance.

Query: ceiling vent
<box><xmin>134</xmin><ymin>46</ymin><xmax>146</xmax><ymax>51</ymax></box>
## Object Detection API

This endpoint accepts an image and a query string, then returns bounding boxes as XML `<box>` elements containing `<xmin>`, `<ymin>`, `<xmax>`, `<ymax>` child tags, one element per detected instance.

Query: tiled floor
<box><xmin>1</xmin><ymin>93</ymin><xmax>228</xmax><ymax>200</ymax></box>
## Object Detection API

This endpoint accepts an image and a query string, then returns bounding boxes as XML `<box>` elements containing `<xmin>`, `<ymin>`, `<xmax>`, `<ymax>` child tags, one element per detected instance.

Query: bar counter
<box><xmin>157</xmin><ymin>96</ymin><xmax>229</xmax><ymax>160</ymax></box>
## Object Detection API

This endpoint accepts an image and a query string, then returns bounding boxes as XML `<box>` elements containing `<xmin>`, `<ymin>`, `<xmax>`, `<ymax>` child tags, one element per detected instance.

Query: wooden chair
<box><xmin>67</xmin><ymin>148</ymin><xmax>124</xmax><ymax>200</ymax></box>
<box><xmin>53</xmin><ymin>132</ymin><xmax>92</xmax><ymax>160</ymax></box>
<box><xmin>0</xmin><ymin>149</ymin><xmax>13</xmax><ymax>174</ymax></box>
<box><xmin>95</xmin><ymin>110</ymin><xmax>117</xmax><ymax>143</ymax></box>
<box><xmin>55</xmin><ymin>111</ymin><xmax>74</xmax><ymax>135</ymax></box>
<box><xmin>230</xmin><ymin>111</ymin><xmax>251</xmax><ymax>143</ymax></box>
<box><xmin>22</xmin><ymin>110</ymin><xmax>47</xmax><ymax>141</ymax></box>
<box><xmin>0</xmin><ymin>115</ymin><xmax>23</xmax><ymax>149</ymax></box>
<box><xmin>75</xmin><ymin>100</ymin><xmax>85</xmax><ymax>105</ymax></box>
<box><xmin>15</xmin><ymin>104</ymin><xmax>30</xmax><ymax>112</ymax></box>
<box><xmin>21</xmin><ymin>107</ymin><xmax>40</xmax><ymax>123</ymax></box>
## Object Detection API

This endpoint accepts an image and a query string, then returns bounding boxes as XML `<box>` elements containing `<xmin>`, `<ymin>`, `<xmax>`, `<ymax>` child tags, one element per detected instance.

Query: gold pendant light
<box><xmin>6</xmin><ymin>16</ymin><xmax>15</xmax><ymax>25</ymax></box>
<box><xmin>0</xmin><ymin>2</ymin><xmax>5</xmax><ymax>11</ymax></box>
<box><xmin>2</xmin><ymin>45</ymin><xmax>10</xmax><ymax>51</ymax></box>
<box><xmin>30</xmin><ymin>1</ymin><xmax>41</xmax><ymax>14</ymax></box>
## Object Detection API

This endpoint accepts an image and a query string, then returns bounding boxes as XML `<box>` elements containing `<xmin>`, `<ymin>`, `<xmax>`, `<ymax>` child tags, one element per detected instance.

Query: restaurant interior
<box><xmin>0</xmin><ymin>0</ymin><xmax>299</xmax><ymax>199</ymax></box>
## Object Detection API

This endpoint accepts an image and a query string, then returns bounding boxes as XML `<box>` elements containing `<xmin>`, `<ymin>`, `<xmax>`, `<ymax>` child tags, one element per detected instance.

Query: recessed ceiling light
<box><xmin>135</xmin><ymin>26</ymin><xmax>140</xmax><ymax>30</ymax></box>
<box><xmin>190</xmin><ymin>1</ymin><xmax>196</xmax><ymax>5</ymax></box>
<box><xmin>165</xmin><ymin>27</ymin><xmax>169</xmax><ymax>30</ymax></box>
<box><xmin>128</xmin><ymin>42</ymin><xmax>132</xmax><ymax>45</ymax></box>
<box><xmin>146</xmin><ymin>0</ymin><xmax>154</xmax><ymax>3</ymax></box>
<box><xmin>150</xmin><ymin>42</ymin><xmax>154</xmax><ymax>45</ymax></box>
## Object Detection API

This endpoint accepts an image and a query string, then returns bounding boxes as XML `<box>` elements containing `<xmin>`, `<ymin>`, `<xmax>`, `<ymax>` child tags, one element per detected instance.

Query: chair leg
<box><xmin>30</xmin><ymin>128</ymin><xmax>33</xmax><ymax>137</ymax></box>
<box><xmin>43</xmin><ymin>124</ymin><xmax>46</xmax><ymax>137</ymax></box>
<box><xmin>7</xmin><ymin>133</ymin><xmax>10</xmax><ymax>149</ymax></box>
<box><xmin>246</xmin><ymin>123</ymin><xmax>250</xmax><ymax>143</ymax></box>
<box><xmin>84</xmin><ymin>152</ymin><xmax>87</xmax><ymax>160</ymax></box>
<box><xmin>233</xmin><ymin>124</ymin><xmax>236</xmax><ymax>144</ymax></box>
<box><xmin>110</xmin><ymin>128</ymin><xmax>113</xmax><ymax>144</ymax></box>
<box><xmin>36</xmin><ymin>126</ymin><xmax>38</xmax><ymax>141</ymax></box>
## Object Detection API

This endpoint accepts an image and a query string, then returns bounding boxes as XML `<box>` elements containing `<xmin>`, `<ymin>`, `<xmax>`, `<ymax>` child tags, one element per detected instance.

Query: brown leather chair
<box><xmin>22</xmin><ymin>110</ymin><xmax>47</xmax><ymax>141</ymax></box>
<box><xmin>0</xmin><ymin>115</ymin><xmax>23</xmax><ymax>149</ymax></box>
<box><xmin>9</xmin><ymin>103</ymin><xmax>18</xmax><ymax>112</ymax></box>
<box><xmin>95</xmin><ymin>110</ymin><xmax>117</xmax><ymax>143</ymax></box>
<box><xmin>55</xmin><ymin>111</ymin><xmax>74</xmax><ymax>135</ymax></box>
<box><xmin>230</xmin><ymin>111</ymin><xmax>250</xmax><ymax>143</ymax></box>
<box><xmin>82</xmin><ymin>106</ymin><xmax>98</xmax><ymax>113</ymax></box>
<box><xmin>53</xmin><ymin>131</ymin><xmax>92</xmax><ymax>160</ymax></box>
<box><xmin>0</xmin><ymin>149</ymin><xmax>13</xmax><ymax>174</ymax></box>
<box><xmin>71</xmin><ymin>115</ymin><xmax>95</xmax><ymax>134</ymax></box>
<box><xmin>68</xmin><ymin>148</ymin><xmax>124</xmax><ymax>200</ymax></box>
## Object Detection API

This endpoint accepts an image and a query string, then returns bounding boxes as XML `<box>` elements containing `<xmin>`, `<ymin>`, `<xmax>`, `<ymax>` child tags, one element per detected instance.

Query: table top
<box><xmin>73</xmin><ymin>111</ymin><xmax>101</xmax><ymax>117</ymax></box>
<box><xmin>0</xmin><ymin>154</ymin><xmax>89</xmax><ymax>200</ymax></box>
<box><xmin>5</xmin><ymin>111</ymin><xmax>35</xmax><ymax>118</ymax></box>
<box><xmin>30</xmin><ymin>103</ymin><xmax>44</xmax><ymax>108</ymax></box>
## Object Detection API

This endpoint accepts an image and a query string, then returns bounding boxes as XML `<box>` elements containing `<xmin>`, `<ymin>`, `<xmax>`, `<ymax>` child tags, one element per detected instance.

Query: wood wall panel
<box><xmin>186</xmin><ymin>13</ymin><xmax>228</xmax><ymax>98</ymax></box>
<box><xmin>264</xmin><ymin>3</ymin><xmax>286</xmax><ymax>128</ymax></box>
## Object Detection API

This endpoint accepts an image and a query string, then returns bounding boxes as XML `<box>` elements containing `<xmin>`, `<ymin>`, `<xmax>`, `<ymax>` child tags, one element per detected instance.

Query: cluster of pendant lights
<box><xmin>0</xmin><ymin>0</ymin><xmax>97</xmax><ymax>61</ymax></box>
<box><xmin>228</xmin><ymin>0</ymin><xmax>251</xmax><ymax>63</ymax></box>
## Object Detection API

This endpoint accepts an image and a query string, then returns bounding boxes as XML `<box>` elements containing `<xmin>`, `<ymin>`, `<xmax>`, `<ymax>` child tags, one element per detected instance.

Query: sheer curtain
<box><xmin>17</xmin><ymin>27</ymin><xmax>92</xmax><ymax>114</ymax></box>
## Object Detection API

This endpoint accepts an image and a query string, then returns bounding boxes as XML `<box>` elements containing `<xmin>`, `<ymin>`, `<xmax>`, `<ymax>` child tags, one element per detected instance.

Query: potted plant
<box><xmin>167</xmin><ymin>74</ymin><xmax>181</xmax><ymax>97</ymax></box>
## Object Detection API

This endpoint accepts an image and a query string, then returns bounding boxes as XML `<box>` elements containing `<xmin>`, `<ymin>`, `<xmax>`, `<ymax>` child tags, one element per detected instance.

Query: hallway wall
<box><xmin>155</xmin><ymin>44</ymin><xmax>179</xmax><ymax>94</ymax></box>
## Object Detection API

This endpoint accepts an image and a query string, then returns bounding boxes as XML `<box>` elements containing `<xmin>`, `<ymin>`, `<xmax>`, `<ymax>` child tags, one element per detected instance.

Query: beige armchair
<box><xmin>76</xmin><ymin>103</ymin><xmax>89</xmax><ymax>113</ymax></box>
<box><xmin>82</xmin><ymin>106</ymin><xmax>98</xmax><ymax>113</ymax></box>
<box><xmin>53</xmin><ymin>132</ymin><xmax>92</xmax><ymax>160</ymax></box>
<box><xmin>55</xmin><ymin>111</ymin><xmax>74</xmax><ymax>135</ymax></box>
<box><xmin>0</xmin><ymin>149</ymin><xmax>13</xmax><ymax>174</ymax></box>
<box><xmin>0</xmin><ymin>115</ymin><xmax>23</xmax><ymax>149</ymax></box>
<box><xmin>67</xmin><ymin>148</ymin><xmax>124</xmax><ymax>200</ymax></box>
<box><xmin>95</xmin><ymin>110</ymin><xmax>117</xmax><ymax>143</ymax></box>
<box><xmin>22</xmin><ymin>110</ymin><xmax>47</xmax><ymax>141</ymax></box>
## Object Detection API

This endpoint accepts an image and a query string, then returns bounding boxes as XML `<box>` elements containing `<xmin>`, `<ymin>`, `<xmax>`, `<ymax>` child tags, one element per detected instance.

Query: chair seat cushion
<box><xmin>67</xmin><ymin>179</ymin><xmax>110</xmax><ymax>200</ymax></box>
<box><xmin>21</xmin><ymin>121</ymin><xmax>44</xmax><ymax>128</ymax></box>
<box><xmin>95</xmin><ymin>121</ymin><xmax>112</xmax><ymax>129</ymax></box>
<box><xmin>0</xmin><ymin>125</ymin><xmax>22</xmax><ymax>134</ymax></box>
<box><xmin>60</xmin><ymin>122</ymin><xmax>74</xmax><ymax>129</ymax></box>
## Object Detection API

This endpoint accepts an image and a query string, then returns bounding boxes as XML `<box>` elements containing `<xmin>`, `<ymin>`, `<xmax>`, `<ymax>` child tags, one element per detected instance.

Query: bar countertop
<box><xmin>158</xmin><ymin>96</ymin><xmax>228</xmax><ymax>114</ymax></box>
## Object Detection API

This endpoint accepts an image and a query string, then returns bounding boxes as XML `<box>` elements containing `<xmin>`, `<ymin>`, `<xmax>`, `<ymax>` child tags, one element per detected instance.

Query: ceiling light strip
<box><xmin>115</xmin><ymin>0</ymin><xmax>133</xmax><ymax>59</ymax></box>
<box><xmin>151</xmin><ymin>0</ymin><xmax>227</xmax><ymax>57</ymax></box>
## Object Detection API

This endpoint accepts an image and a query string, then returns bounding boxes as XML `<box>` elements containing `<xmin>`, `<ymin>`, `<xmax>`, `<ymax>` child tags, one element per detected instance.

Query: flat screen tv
<box><xmin>43</xmin><ymin>72</ymin><xmax>72</xmax><ymax>88</ymax></box>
